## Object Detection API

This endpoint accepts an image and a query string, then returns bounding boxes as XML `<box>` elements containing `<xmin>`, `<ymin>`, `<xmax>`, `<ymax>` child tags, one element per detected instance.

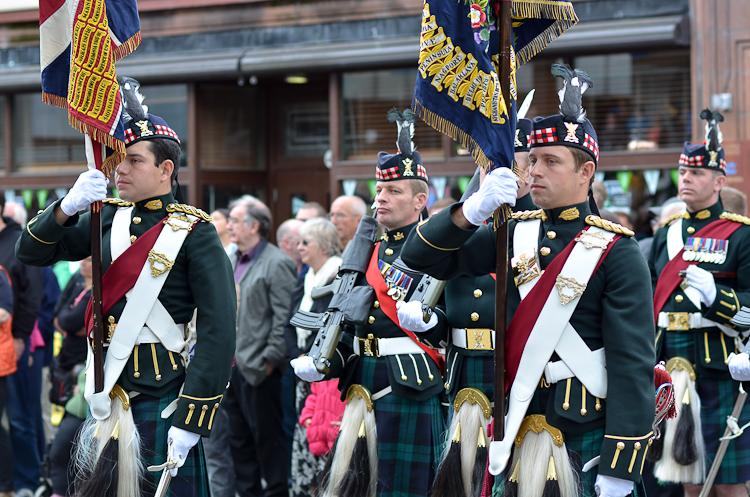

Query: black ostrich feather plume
<box><xmin>700</xmin><ymin>108</ymin><xmax>724</xmax><ymax>154</ymax></box>
<box><xmin>119</xmin><ymin>77</ymin><xmax>148</xmax><ymax>122</ymax></box>
<box><xmin>551</xmin><ymin>63</ymin><xmax>593</xmax><ymax>123</ymax></box>
<box><xmin>387</xmin><ymin>107</ymin><xmax>417</xmax><ymax>158</ymax></box>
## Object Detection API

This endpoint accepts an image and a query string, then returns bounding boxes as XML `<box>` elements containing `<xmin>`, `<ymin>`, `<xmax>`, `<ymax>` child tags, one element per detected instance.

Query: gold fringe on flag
<box><xmin>511</xmin><ymin>0</ymin><xmax>579</xmax><ymax>66</ymax></box>
<box><xmin>111</xmin><ymin>31</ymin><xmax>142</xmax><ymax>62</ymax></box>
<box><xmin>511</xmin><ymin>0</ymin><xmax>578</xmax><ymax>22</ymax></box>
<box><xmin>41</xmin><ymin>92</ymin><xmax>69</xmax><ymax>110</ymax></box>
<box><xmin>413</xmin><ymin>97</ymin><xmax>493</xmax><ymax>172</ymax></box>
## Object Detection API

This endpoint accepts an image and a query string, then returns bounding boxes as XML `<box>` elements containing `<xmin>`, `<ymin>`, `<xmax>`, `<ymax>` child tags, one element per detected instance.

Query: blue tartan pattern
<box><xmin>132</xmin><ymin>388</ymin><xmax>211</xmax><ymax>497</ymax></box>
<box><xmin>663</xmin><ymin>332</ymin><xmax>750</xmax><ymax>484</ymax></box>
<box><xmin>356</xmin><ymin>357</ymin><xmax>445</xmax><ymax>497</ymax></box>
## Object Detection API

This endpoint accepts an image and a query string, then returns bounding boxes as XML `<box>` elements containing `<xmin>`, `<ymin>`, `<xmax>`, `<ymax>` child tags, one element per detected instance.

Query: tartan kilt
<box><xmin>446</xmin><ymin>345</ymin><xmax>495</xmax><ymax>404</ymax></box>
<box><xmin>664</xmin><ymin>332</ymin><xmax>750</xmax><ymax>484</ymax></box>
<box><xmin>356</xmin><ymin>356</ymin><xmax>445</xmax><ymax>497</ymax></box>
<box><xmin>491</xmin><ymin>427</ymin><xmax>646</xmax><ymax>497</ymax></box>
<box><xmin>132</xmin><ymin>388</ymin><xmax>211</xmax><ymax>497</ymax></box>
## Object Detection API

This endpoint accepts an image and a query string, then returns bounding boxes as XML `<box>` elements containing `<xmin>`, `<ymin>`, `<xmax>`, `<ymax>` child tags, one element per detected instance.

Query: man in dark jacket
<box><xmin>0</xmin><ymin>195</ymin><xmax>43</xmax><ymax>496</ymax></box>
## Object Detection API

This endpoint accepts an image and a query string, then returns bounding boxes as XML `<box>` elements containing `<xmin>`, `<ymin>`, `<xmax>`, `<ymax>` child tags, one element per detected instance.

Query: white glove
<box><xmin>462</xmin><ymin>168</ymin><xmax>519</xmax><ymax>226</ymax></box>
<box><xmin>488</xmin><ymin>440</ymin><xmax>510</xmax><ymax>476</ymax></box>
<box><xmin>291</xmin><ymin>356</ymin><xmax>325</xmax><ymax>382</ymax></box>
<box><xmin>167</xmin><ymin>426</ymin><xmax>201</xmax><ymax>477</ymax></box>
<box><xmin>728</xmin><ymin>352</ymin><xmax>750</xmax><ymax>381</ymax></box>
<box><xmin>685</xmin><ymin>265</ymin><xmax>717</xmax><ymax>307</ymax></box>
<box><xmin>60</xmin><ymin>169</ymin><xmax>108</xmax><ymax>216</ymax></box>
<box><xmin>396</xmin><ymin>300</ymin><xmax>437</xmax><ymax>333</ymax></box>
<box><xmin>595</xmin><ymin>474</ymin><xmax>634</xmax><ymax>497</ymax></box>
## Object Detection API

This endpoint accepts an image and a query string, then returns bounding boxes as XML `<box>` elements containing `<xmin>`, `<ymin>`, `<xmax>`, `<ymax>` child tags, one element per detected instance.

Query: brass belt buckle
<box><xmin>465</xmin><ymin>328</ymin><xmax>493</xmax><ymax>350</ymax></box>
<box><xmin>360</xmin><ymin>333</ymin><xmax>379</xmax><ymax>357</ymax></box>
<box><xmin>667</xmin><ymin>312</ymin><xmax>690</xmax><ymax>331</ymax></box>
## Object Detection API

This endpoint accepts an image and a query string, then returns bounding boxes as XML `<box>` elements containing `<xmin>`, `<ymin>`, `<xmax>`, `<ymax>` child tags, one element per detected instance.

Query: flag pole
<box><xmin>91</xmin><ymin>204</ymin><xmax>104</xmax><ymax>392</ymax></box>
<box><xmin>493</xmin><ymin>0</ymin><xmax>513</xmax><ymax>443</ymax></box>
<box><xmin>84</xmin><ymin>134</ymin><xmax>105</xmax><ymax>393</ymax></box>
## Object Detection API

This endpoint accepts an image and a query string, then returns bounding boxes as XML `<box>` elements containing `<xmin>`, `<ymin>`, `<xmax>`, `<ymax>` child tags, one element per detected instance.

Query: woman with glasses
<box><xmin>284</xmin><ymin>218</ymin><xmax>343</xmax><ymax>497</ymax></box>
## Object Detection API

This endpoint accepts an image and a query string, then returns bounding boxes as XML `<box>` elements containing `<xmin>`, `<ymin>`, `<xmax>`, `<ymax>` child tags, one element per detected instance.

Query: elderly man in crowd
<box><xmin>225</xmin><ymin>195</ymin><xmax>297</xmax><ymax>497</ymax></box>
<box><xmin>328</xmin><ymin>195</ymin><xmax>366</xmax><ymax>253</ymax></box>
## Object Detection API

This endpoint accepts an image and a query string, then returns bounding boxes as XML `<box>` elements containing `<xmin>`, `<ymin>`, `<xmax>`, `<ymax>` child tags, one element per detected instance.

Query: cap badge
<box><xmin>135</xmin><ymin>120</ymin><xmax>153</xmax><ymax>137</ymax></box>
<box><xmin>708</xmin><ymin>150</ymin><xmax>719</xmax><ymax>167</ymax></box>
<box><xmin>515</xmin><ymin>129</ymin><xmax>522</xmax><ymax>148</ymax></box>
<box><xmin>402</xmin><ymin>158</ymin><xmax>414</xmax><ymax>176</ymax></box>
<box><xmin>563</xmin><ymin>122</ymin><xmax>580</xmax><ymax>144</ymax></box>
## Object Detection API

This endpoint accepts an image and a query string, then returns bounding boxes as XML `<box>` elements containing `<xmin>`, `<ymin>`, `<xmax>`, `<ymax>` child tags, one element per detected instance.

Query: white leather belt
<box><xmin>544</xmin><ymin>347</ymin><xmax>607</xmax><ymax>397</ymax></box>
<box><xmin>451</xmin><ymin>327</ymin><xmax>495</xmax><ymax>350</ymax></box>
<box><xmin>354</xmin><ymin>336</ymin><xmax>424</xmax><ymax>357</ymax></box>
<box><xmin>658</xmin><ymin>311</ymin><xmax>718</xmax><ymax>331</ymax></box>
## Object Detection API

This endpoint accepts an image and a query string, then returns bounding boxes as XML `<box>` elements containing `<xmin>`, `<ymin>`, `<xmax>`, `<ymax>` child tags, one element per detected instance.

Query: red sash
<box><xmin>84</xmin><ymin>218</ymin><xmax>167</xmax><ymax>335</ymax></box>
<box><xmin>652</xmin><ymin>219</ymin><xmax>742</xmax><ymax>323</ymax></box>
<box><xmin>504</xmin><ymin>228</ymin><xmax>622</xmax><ymax>394</ymax></box>
<box><xmin>365</xmin><ymin>242</ymin><xmax>445</xmax><ymax>372</ymax></box>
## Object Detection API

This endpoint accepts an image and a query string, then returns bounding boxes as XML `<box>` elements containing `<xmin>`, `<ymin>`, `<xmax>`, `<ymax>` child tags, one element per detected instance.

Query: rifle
<box><xmin>291</xmin><ymin>216</ymin><xmax>379</xmax><ymax>374</ymax></box>
<box><xmin>391</xmin><ymin>257</ymin><xmax>446</xmax><ymax>323</ymax></box>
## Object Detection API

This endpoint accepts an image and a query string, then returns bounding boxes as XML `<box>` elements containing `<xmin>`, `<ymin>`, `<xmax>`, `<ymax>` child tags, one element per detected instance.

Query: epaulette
<box><xmin>102</xmin><ymin>198</ymin><xmax>134</xmax><ymax>207</ymax></box>
<box><xmin>511</xmin><ymin>209</ymin><xmax>547</xmax><ymax>221</ymax></box>
<box><xmin>167</xmin><ymin>203</ymin><xmax>212</xmax><ymax>222</ymax></box>
<box><xmin>662</xmin><ymin>211</ymin><xmax>689</xmax><ymax>227</ymax></box>
<box><xmin>585</xmin><ymin>215</ymin><xmax>634</xmax><ymax>236</ymax></box>
<box><xmin>720</xmin><ymin>212</ymin><xmax>750</xmax><ymax>225</ymax></box>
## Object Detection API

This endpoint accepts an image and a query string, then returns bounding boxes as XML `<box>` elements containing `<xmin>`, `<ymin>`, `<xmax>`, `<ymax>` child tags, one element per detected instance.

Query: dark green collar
<box><xmin>382</xmin><ymin>221</ymin><xmax>418</xmax><ymax>244</ymax></box>
<box><xmin>544</xmin><ymin>201</ymin><xmax>591</xmax><ymax>225</ymax></box>
<box><xmin>687</xmin><ymin>200</ymin><xmax>723</xmax><ymax>222</ymax></box>
<box><xmin>134</xmin><ymin>193</ymin><xmax>176</xmax><ymax>214</ymax></box>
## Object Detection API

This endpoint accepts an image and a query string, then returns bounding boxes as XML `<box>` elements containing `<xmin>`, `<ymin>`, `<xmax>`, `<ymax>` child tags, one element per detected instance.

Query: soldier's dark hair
<box><xmin>147</xmin><ymin>138</ymin><xmax>181</xmax><ymax>186</ymax></box>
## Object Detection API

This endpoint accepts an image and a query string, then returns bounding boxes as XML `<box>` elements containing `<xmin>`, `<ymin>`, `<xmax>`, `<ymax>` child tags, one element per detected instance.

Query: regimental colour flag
<box><xmin>413</xmin><ymin>0</ymin><xmax>578</xmax><ymax>171</ymax></box>
<box><xmin>39</xmin><ymin>0</ymin><xmax>141</xmax><ymax>173</ymax></box>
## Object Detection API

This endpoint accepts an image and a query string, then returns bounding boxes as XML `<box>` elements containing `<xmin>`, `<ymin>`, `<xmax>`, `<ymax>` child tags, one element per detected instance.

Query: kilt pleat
<box><xmin>132</xmin><ymin>388</ymin><xmax>211</xmax><ymax>497</ymax></box>
<box><xmin>664</xmin><ymin>332</ymin><xmax>750</xmax><ymax>484</ymax></box>
<box><xmin>357</xmin><ymin>357</ymin><xmax>445</xmax><ymax>497</ymax></box>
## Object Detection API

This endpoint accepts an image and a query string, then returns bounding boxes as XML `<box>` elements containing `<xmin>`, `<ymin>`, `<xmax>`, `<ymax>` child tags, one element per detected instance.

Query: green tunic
<box><xmin>402</xmin><ymin>201</ymin><xmax>656</xmax><ymax>484</ymax></box>
<box><xmin>16</xmin><ymin>193</ymin><xmax>236</xmax><ymax>437</ymax></box>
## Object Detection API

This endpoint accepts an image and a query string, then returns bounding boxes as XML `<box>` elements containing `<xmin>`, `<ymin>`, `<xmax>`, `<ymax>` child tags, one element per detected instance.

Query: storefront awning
<box><xmin>0</xmin><ymin>14</ymin><xmax>689</xmax><ymax>90</ymax></box>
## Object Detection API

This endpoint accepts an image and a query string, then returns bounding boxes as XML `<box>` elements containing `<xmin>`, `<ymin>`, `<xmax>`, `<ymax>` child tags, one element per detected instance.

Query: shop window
<box><xmin>574</xmin><ymin>51</ymin><xmax>691</xmax><ymax>152</ymax></box>
<box><xmin>283</xmin><ymin>102</ymin><xmax>329</xmax><ymax>158</ymax></box>
<box><xmin>141</xmin><ymin>84</ymin><xmax>189</xmax><ymax>169</ymax></box>
<box><xmin>198</xmin><ymin>84</ymin><xmax>263</xmax><ymax>170</ymax></box>
<box><xmin>343</xmin><ymin>69</ymin><xmax>443</xmax><ymax>161</ymax></box>
<box><xmin>13</xmin><ymin>93</ymin><xmax>85</xmax><ymax>173</ymax></box>
<box><xmin>12</xmin><ymin>84</ymin><xmax>188</xmax><ymax>173</ymax></box>
<box><xmin>203</xmin><ymin>184</ymin><xmax>265</xmax><ymax>214</ymax></box>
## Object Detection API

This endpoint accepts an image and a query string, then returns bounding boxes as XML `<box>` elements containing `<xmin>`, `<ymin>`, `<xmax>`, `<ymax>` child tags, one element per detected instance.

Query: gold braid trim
<box><xmin>102</xmin><ymin>198</ymin><xmax>134</xmax><ymax>207</ymax></box>
<box><xmin>511</xmin><ymin>209</ymin><xmax>547</xmax><ymax>221</ymax></box>
<box><xmin>585</xmin><ymin>215</ymin><xmax>635</xmax><ymax>236</ymax></box>
<box><xmin>662</xmin><ymin>211</ymin><xmax>689</xmax><ymax>227</ymax></box>
<box><xmin>167</xmin><ymin>204</ymin><xmax>212</xmax><ymax>222</ymax></box>
<box><xmin>720</xmin><ymin>212</ymin><xmax>750</xmax><ymax>225</ymax></box>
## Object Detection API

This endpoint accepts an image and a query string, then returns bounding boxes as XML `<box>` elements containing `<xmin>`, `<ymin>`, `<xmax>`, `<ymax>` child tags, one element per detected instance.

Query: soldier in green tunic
<box><xmin>15</xmin><ymin>83</ymin><xmax>235</xmax><ymax>496</ymax></box>
<box><xmin>403</xmin><ymin>65</ymin><xmax>656</xmax><ymax>497</ymax></box>
<box><xmin>293</xmin><ymin>109</ymin><xmax>448</xmax><ymax>497</ymax></box>
<box><xmin>649</xmin><ymin>110</ymin><xmax>750</xmax><ymax>497</ymax></box>
<box><xmin>433</xmin><ymin>117</ymin><xmax>537</xmax><ymax>497</ymax></box>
